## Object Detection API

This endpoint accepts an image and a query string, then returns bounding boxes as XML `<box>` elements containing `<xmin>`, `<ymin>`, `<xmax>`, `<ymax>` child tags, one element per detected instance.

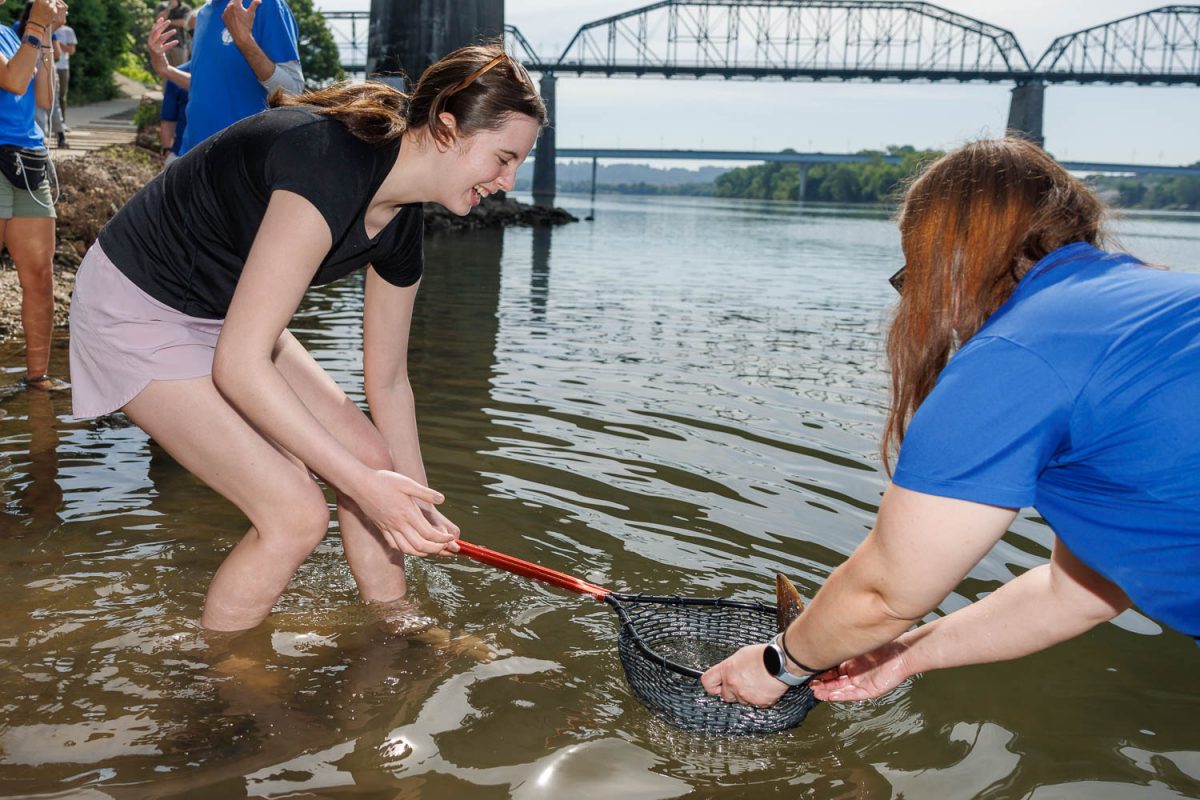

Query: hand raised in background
<box><xmin>26</xmin><ymin>0</ymin><xmax>59</xmax><ymax>30</ymax></box>
<box><xmin>50</xmin><ymin>0</ymin><xmax>68</xmax><ymax>31</ymax></box>
<box><xmin>222</xmin><ymin>0</ymin><xmax>261</xmax><ymax>47</ymax></box>
<box><xmin>147</xmin><ymin>17</ymin><xmax>179</xmax><ymax>66</ymax></box>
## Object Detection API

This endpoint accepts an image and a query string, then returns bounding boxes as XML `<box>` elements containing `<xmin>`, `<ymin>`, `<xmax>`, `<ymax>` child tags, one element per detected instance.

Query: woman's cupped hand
<box><xmin>356</xmin><ymin>470</ymin><xmax>461</xmax><ymax>557</ymax></box>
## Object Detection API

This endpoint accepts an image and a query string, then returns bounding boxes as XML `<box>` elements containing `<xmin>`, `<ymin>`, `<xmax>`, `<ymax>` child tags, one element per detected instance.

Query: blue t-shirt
<box><xmin>180</xmin><ymin>0</ymin><xmax>300</xmax><ymax>155</ymax></box>
<box><xmin>0</xmin><ymin>27</ymin><xmax>45</xmax><ymax>148</ymax></box>
<box><xmin>894</xmin><ymin>242</ymin><xmax>1200</xmax><ymax>638</ymax></box>
<box><xmin>160</xmin><ymin>65</ymin><xmax>189</xmax><ymax>156</ymax></box>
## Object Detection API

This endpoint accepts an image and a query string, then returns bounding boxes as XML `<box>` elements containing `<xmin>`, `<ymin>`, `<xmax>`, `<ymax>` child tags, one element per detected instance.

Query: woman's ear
<box><xmin>435</xmin><ymin>112</ymin><xmax>459</xmax><ymax>152</ymax></box>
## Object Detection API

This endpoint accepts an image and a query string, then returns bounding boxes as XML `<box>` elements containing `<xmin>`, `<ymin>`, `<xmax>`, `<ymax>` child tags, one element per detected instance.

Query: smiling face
<box><xmin>436</xmin><ymin>112</ymin><xmax>541</xmax><ymax>216</ymax></box>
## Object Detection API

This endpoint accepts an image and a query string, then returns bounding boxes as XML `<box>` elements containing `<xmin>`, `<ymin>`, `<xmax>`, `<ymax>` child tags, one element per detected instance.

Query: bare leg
<box><xmin>269</xmin><ymin>331</ymin><xmax>409</xmax><ymax>602</ymax></box>
<box><xmin>2</xmin><ymin>217</ymin><xmax>57</xmax><ymax>378</ymax></box>
<box><xmin>123</xmin><ymin>375</ymin><xmax>332</xmax><ymax>631</ymax></box>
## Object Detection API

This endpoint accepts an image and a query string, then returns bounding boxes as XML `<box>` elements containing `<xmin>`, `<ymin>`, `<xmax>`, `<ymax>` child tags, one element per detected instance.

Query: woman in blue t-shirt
<box><xmin>703</xmin><ymin>137</ymin><xmax>1200</xmax><ymax>707</ymax></box>
<box><xmin>0</xmin><ymin>0</ymin><xmax>67</xmax><ymax>390</ymax></box>
<box><xmin>68</xmin><ymin>44</ymin><xmax>545</xmax><ymax>631</ymax></box>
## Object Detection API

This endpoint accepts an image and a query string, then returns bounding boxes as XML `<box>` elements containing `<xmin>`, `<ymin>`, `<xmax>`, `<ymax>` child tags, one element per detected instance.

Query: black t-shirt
<box><xmin>99</xmin><ymin>107</ymin><xmax>423</xmax><ymax>319</ymax></box>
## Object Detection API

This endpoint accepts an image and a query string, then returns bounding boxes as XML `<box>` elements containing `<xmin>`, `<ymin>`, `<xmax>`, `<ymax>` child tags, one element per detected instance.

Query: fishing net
<box><xmin>606</xmin><ymin>593</ymin><xmax>819</xmax><ymax>735</ymax></box>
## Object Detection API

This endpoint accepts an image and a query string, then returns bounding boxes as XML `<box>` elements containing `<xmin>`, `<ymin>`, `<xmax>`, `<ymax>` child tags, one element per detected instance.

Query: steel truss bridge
<box><xmin>325</xmin><ymin>2</ymin><xmax>1200</xmax><ymax>202</ymax></box>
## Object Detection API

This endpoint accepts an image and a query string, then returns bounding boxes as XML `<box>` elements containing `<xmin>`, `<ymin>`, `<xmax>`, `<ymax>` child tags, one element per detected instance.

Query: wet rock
<box><xmin>423</xmin><ymin>192</ymin><xmax>578</xmax><ymax>232</ymax></box>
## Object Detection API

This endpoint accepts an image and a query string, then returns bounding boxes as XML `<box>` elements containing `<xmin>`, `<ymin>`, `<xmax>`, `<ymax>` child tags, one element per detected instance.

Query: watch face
<box><xmin>763</xmin><ymin>642</ymin><xmax>784</xmax><ymax>676</ymax></box>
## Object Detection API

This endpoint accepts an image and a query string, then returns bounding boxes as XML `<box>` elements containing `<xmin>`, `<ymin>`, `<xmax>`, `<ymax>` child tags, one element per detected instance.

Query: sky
<box><xmin>316</xmin><ymin>1</ymin><xmax>1199</xmax><ymax>166</ymax></box>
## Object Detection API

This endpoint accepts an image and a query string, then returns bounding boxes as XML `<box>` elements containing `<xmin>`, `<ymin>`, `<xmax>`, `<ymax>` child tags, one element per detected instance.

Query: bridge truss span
<box><xmin>555</xmin><ymin>0</ymin><xmax>1031</xmax><ymax>82</ymax></box>
<box><xmin>1035</xmin><ymin>5</ymin><xmax>1200</xmax><ymax>85</ymax></box>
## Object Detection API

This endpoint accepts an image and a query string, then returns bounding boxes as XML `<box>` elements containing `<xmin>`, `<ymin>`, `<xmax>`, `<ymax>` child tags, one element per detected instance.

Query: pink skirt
<box><xmin>69</xmin><ymin>243</ymin><xmax>224</xmax><ymax>418</ymax></box>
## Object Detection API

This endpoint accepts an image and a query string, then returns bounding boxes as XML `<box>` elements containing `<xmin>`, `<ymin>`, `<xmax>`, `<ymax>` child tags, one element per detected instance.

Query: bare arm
<box><xmin>159</xmin><ymin>119</ymin><xmax>177</xmax><ymax>152</ymax></box>
<box><xmin>814</xmin><ymin>536</ymin><xmax>1130</xmax><ymax>701</ymax></box>
<box><xmin>0</xmin><ymin>0</ymin><xmax>57</xmax><ymax>95</ymax></box>
<box><xmin>33</xmin><ymin>44</ymin><xmax>53</xmax><ymax>110</ymax></box>
<box><xmin>363</xmin><ymin>270</ymin><xmax>426</xmax><ymax>484</ymax></box>
<box><xmin>702</xmin><ymin>485</ymin><xmax>1018</xmax><ymax>706</ymax></box>
<box><xmin>147</xmin><ymin>18</ymin><xmax>190</xmax><ymax>90</ymax></box>
<box><xmin>215</xmin><ymin>191</ymin><xmax>455</xmax><ymax>555</ymax></box>
<box><xmin>223</xmin><ymin>0</ymin><xmax>302</xmax><ymax>90</ymax></box>
<box><xmin>0</xmin><ymin>44</ymin><xmax>42</xmax><ymax>95</ymax></box>
<box><xmin>363</xmin><ymin>270</ymin><xmax>461</xmax><ymax>546</ymax></box>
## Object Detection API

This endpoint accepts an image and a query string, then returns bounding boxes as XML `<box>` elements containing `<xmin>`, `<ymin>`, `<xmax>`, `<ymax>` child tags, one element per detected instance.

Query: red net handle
<box><xmin>456</xmin><ymin>539</ymin><xmax>611</xmax><ymax>601</ymax></box>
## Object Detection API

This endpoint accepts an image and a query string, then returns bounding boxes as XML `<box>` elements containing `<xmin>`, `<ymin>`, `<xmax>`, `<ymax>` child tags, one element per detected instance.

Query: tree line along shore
<box><xmin>523</xmin><ymin>147</ymin><xmax>1200</xmax><ymax>212</ymax></box>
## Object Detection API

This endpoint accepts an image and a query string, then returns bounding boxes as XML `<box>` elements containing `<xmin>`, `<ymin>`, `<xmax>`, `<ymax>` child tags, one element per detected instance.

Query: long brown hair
<box><xmin>271</xmin><ymin>40</ymin><xmax>547</xmax><ymax>145</ymax></box>
<box><xmin>882</xmin><ymin>137</ymin><xmax>1107</xmax><ymax>471</ymax></box>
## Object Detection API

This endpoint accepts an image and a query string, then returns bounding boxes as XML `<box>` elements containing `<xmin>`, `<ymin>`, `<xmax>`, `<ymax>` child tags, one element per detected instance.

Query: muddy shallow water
<box><xmin>1</xmin><ymin>197</ymin><xmax>1198</xmax><ymax>798</ymax></box>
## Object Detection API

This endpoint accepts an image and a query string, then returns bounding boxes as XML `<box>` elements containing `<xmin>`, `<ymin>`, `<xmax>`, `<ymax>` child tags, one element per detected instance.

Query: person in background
<box><xmin>0</xmin><ymin>0</ymin><xmax>67</xmax><ymax>390</ymax></box>
<box><xmin>68</xmin><ymin>44</ymin><xmax>545</xmax><ymax>631</ymax></box>
<box><xmin>155</xmin><ymin>0</ymin><xmax>190</xmax><ymax>67</ymax></box>
<box><xmin>158</xmin><ymin>61</ymin><xmax>187</xmax><ymax>166</ymax></box>
<box><xmin>147</xmin><ymin>0</ymin><xmax>302</xmax><ymax>156</ymax></box>
<box><xmin>702</xmin><ymin>137</ymin><xmax>1200</xmax><ymax>707</ymax></box>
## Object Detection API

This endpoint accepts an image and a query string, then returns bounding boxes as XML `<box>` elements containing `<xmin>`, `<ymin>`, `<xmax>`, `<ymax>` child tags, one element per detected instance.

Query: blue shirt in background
<box><xmin>161</xmin><ymin>65</ymin><xmax>189</xmax><ymax>156</ymax></box>
<box><xmin>180</xmin><ymin>0</ymin><xmax>299</xmax><ymax>155</ymax></box>
<box><xmin>894</xmin><ymin>242</ymin><xmax>1200</xmax><ymax>639</ymax></box>
<box><xmin>0</xmin><ymin>26</ymin><xmax>46</xmax><ymax>148</ymax></box>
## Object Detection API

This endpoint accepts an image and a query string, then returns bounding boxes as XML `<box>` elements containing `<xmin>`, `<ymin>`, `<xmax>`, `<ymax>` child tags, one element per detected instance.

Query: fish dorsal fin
<box><xmin>775</xmin><ymin>573</ymin><xmax>806</xmax><ymax>633</ymax></box>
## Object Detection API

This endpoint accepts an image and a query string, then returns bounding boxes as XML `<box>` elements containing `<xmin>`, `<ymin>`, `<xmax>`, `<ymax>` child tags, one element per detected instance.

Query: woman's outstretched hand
<box><xmin>700</xmin><ymin>644</ymin><xmax>791</xmax><ymax>708</ymax></box>
<box><xmin>356</xmin><ymin>470</ymin><xmax>460</xmax><ymax>557</ymax></box>
<box><xmin>809</xmin><ymin>640</ymin><xmax>910</xmax><ymax>702</ymax></box>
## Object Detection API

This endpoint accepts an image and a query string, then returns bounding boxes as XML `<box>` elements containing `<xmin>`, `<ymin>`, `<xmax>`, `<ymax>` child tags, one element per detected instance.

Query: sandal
<box><xmin>22</xmin><ymin>374</ymin><xmax>70</xmax><ymax>392</ymax></box>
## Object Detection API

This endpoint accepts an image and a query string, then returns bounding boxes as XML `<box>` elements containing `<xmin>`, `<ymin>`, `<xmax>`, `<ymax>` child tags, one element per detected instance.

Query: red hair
<box><xmin>882</xmin><ymin>138</ymin><xmax>1107</xmax><ymax>471</ymax></box>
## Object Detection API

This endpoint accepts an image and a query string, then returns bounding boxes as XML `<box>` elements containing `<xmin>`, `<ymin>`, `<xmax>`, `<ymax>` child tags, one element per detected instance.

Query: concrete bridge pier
<box><xmin>367</xmin><ymin>0</ymin><xmax>504</xmax><ymax>86</ymax></box>
<box><xmin>532</xmin><ymin>73</ymin><xmax>557</xmax><ymax>207</ymax></box>
<box><xmin>1006</xmin><ymin>80</ymin><xmax>1045</xmax><ymax>146</ymax></box>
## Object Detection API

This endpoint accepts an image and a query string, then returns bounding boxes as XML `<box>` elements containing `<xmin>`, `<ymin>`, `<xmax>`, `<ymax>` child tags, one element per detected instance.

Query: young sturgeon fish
<box><xmin>775</xmin><ymin>572</ymin><xmax>807</xmax><ymax>632</ymax></box>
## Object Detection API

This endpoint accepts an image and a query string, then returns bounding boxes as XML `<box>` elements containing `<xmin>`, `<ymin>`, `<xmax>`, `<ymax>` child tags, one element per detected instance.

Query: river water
<box><xmin>1</xmin><ymin>196</ymin><xmax>1198</xmax><ymax>798</ymax></box>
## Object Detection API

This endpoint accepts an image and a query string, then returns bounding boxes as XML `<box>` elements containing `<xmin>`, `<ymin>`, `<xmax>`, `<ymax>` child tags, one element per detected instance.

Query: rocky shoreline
<box><xmin>0</xmin><ymin>145</ymin><xmax>577</xmax><ymax>342</ymax></box>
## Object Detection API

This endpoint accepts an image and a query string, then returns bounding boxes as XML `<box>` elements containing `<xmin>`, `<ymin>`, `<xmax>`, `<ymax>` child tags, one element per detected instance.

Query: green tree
<box><xmin>286</xmin><ymin>0</ymin><xmax>344</xmax><ymax>88</ymax></box>
<box><xmin>68</xmin><ymin>1</ymin><xmax>143</xmax><ymax>103</ymax></box>
<box><xmin>715</xmin><ymin>146</ymin><xmax>943</xmax><ymax>204</ymax></box>
<box><xmin>1115</xmin><ymin>179</ymin><xmax>1147</xmax><ymax>208</ymax></box>
<box><xmin>1</xmin><ymin>0</ymin><xmax>148</xmax><ymax>103</ymax></box>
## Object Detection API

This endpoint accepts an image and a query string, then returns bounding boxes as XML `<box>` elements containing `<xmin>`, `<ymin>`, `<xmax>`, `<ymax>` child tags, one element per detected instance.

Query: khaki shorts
<box><xmin>0</xmin><ymin>175</ymin><xmax>56</xmax><ymax>219</ymax></box>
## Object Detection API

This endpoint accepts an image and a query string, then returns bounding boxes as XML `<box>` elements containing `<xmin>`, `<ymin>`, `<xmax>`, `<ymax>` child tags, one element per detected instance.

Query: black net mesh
<box><xmin>607</xmin><ymin>593</ymin><xmax>819</xmax><ymax>735</ymax></box>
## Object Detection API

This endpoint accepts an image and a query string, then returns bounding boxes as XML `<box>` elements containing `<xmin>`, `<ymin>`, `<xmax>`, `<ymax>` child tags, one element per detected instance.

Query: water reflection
<box><xmin>530</xmin><ymin>225</ymin><xmax>552</xmax><ymax>325</ymax></box>
<box><xmin>0</xmin><ymin>388</ymin><xmax>63</xmax><ymax>533</ymax></box>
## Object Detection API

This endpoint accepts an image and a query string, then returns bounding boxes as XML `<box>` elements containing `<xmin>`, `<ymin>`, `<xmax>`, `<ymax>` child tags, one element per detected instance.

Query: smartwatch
<box><xmin>22</xmin><ymin>33</ymin><xmax>44</xmax><ymax>49</ymax></box>
<box><xmin>762</xmin><ymin>633</ymin><xmax>812</xmax><ymax>687</ymax></box>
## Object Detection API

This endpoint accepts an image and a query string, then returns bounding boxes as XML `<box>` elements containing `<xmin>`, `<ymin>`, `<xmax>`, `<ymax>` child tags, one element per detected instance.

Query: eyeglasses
<box><xmin>448</xmin><ymin>52</ymin><xmax>534</xmax><ymax>97</ymax></box>
<box><xmin>888</xmin><ymin>265</ymin><xmax>906</xmax><ymax>294</ymax></box>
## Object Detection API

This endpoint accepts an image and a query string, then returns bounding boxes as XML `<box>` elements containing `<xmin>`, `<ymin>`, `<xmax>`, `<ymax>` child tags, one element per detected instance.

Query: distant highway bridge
<box><xmin>327</xmin><ymin>2</ymin><xmax>1200</xmax><ymax>204</ymax></box>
